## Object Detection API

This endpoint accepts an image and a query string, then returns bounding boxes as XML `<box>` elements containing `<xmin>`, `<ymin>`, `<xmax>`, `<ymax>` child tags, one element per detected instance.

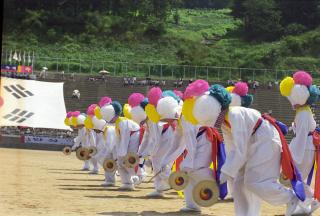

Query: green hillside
<box><xmin>2</xmin><ymin>6</ymin><xmax>320</xmax><ymax>81</ymax></box>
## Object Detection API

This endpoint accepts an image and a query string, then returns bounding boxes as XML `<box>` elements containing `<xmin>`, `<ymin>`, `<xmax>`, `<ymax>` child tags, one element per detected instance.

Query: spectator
<box><xmin>123</xmin><ymin>77</ymin><xmax>129</xmax><ymax>86</ymax></box>
<box><xmin>70</xmin><ymin>73</ymin><xmax>75</xmax><ymax>81</ymax></box>
<box><xmin>102</xmin><ymin>74</ymin><xmax>107</xmax><ymax>83</ymax></box>
<box><xmin>39</xmin><ymin>67</ymin><xmax>47</xmax><ymax>79</ymax></box>
<box><xmin>61</xmin><ymin>71</ymin><xmax>65</xmax><ymax>80</ymax></box>
<box><xmin>268</xmin><ymin>81</ymin><xmax>273</xmax><ymax>89</ymax></box>
<box><xmin>72</xmin><ymin>89</ymin><xmax>80</xmax><ymax>100</ymax></box>
<box><xmin>161</xmin><ymin>80</ymin><xmax>166</xmax><ymax>86</ymax></box>
<box><xmin>253</xmin><ymin>80</ymin><xmax>257</xmax><ymax>93</ymax></box>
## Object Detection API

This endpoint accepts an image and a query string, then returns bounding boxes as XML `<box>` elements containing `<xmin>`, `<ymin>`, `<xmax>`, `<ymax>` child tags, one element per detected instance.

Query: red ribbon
<box><xmin>162</xmin><ymin>121</ymin><xmax>177</xmax><ymax>132</ymax></box>
<box><xmin>313</xmin><ymin>131</ymin><xmax>320</xmax><ymax>201</ymax></box>
<box><xmin>262</xmin><ymin>114</ymin><xmax>296</xmax><ymax>180</ymax></box>
<box><xmin>139</xmin><ymin>124</ymin><xmax>145</xmax><ymax>145</ymax></box>
<box><xmin>205</xmin><ymin>127</ymin><xmax>222</xmax><ymax>175</ymax></box>
<box><xmin>175</xmin><ymin>150</ymin><xmax>188</xmax><ymax>171</ymax></box>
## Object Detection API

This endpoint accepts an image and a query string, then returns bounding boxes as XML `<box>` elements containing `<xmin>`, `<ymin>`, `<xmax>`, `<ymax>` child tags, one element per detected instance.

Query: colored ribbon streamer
<box><xmin>262</xmin><ymin>114</ymin><xmax>306</xmax><ymax>201</ymax></box>
<box><xmin>313</xmin><ymin>128</ymin><xmax>320</xmax><ymax>201</ymax></box>
<box><xmin>205</xmin><ymin>127</ymin><xmax>228</xmax><ymax>200</ymax></box>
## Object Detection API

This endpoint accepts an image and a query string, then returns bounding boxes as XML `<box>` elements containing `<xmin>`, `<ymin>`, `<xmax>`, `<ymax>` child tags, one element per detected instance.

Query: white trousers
<box><xmin>83</xmin><ymin>160</ymin><xmax>90</xmax><ymax>169</ymax></box>
<box><xmin>117</xmin><ymin>158</ymin><xmax>135</xmax><ymax>186</ymax></box>
<box><xmin>233</xmin><ymin>150</ymin><xmax>295</xmax><ymax>216</ymax></box>
<box><xmin>152</xmin><ymin>156</ymin><xmax>172</xmax><ymax>191</ymax></box>
<box><xmin>90</xmin><ymin>158</ymin><xmax>99</xmax><ymax>172</ymax></box>
<box><xmin>295</xmin><ymin>150</ymin><xmax>315</xmax><ymax>199</ymax></box>
<box><xmin>104</xmin><ymin>170</ymin><xmax>116</xmax><ymax>183</ymax></box>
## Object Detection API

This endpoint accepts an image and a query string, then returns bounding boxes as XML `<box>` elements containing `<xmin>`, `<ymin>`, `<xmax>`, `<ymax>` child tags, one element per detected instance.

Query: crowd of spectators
<box><xmin>1</xmin><ymin>71</ymin><xmax>36</xmax><ymax>80</ymax></box>
<box><xmin>0</xmin><ymin>126</ymin><xmax>76</xmax><ymax>138</ymax></box>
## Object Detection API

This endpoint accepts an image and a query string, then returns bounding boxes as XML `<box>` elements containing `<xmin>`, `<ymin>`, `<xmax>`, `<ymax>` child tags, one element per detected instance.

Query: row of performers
<box><xmin>63</xmin><ymin>71</ymin><xmax>319</xmax><ymax>216</ymax></box>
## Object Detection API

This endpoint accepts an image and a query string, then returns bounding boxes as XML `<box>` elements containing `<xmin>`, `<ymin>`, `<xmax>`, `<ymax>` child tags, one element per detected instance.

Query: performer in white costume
<box><xmin>184</xmin><ymin>82</ymin><xmax>307</xmax><ymax>216</ymax></box>
<box><xmin>83</xmin><ymin>104</ymin><xmax>99</xmax><ymax>174</ymax></box>
<box><xmin>94</xmin><ymin>97</ymin><xmax>140</xmax><ymax>191</ymax></box>
<box><xmin>280</xmin><ymin>71</ymin><xmax>320</xmax><ymax>214</ymax></box>
<box><xmin>123</xmin><ymin>93</ymin><xmax>149</xmax><ymax>186</ymax></box>
<box><xmin>226</xmin><ymin>81</ymin><xmax>253</xmax><ymax>108</ymax></box>
<box><xmin>64</xmin><ymin>111</ymin><xmax>93</xmax><ymax>171</ymax></box>
<box><xmin>139</xmin><ymin>88</ymin><xmax>183</xmax><ymax>197</ymax></box>
<box><xmin>163</xmin><ymin>80</ymin><xmax>228</xmax><ymax>212</ymax></box>
<box><xmin>225</xmin><ymin>81</ymin><xmax>254</xmax><ymax>198</ymax></box>
<box><xmin>90</xmin><ymin>115</ymin><xmax>117</xmax><ymax>186</ymax></box>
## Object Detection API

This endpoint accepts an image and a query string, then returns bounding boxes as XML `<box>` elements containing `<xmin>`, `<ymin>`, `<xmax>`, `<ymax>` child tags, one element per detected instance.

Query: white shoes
<box><xmin>180</xmin><ymin>206</ymin><xmax>201</xmax><ymax>212</ymax></box>
<box><xmin>119</xmin><ymin>184</ymin><xmax>134</xmax><ymax>191</ymax></box>
<box><xmin>146</xmin><ymin>190</ymin><xmax>164</xmax><ymax>198</ymax></box>
<box><xmin>286</xmin><ymin>197</ymin><xmax>299</xmax><ymax>216</ymax></box>
<box><xmin>133</xmin><ymin>175</ymin><xmax>147</xmax><ymax>186</ymax></box>
<box><xmin>101</xmin><ymin>182</ymin><xmax>115</xmax><ymax>187</ymax></box>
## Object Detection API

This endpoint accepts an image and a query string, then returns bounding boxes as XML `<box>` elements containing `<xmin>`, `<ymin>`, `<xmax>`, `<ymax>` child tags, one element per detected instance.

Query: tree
<box><xmin>233</xmin><ymin>0</ymin><xmax>283</xmax><ymax>41</ymax></box>
<box><xmin>278</xmin><ymin>0</ymin><xmax>320</xmax><ymax>29</ymax></box>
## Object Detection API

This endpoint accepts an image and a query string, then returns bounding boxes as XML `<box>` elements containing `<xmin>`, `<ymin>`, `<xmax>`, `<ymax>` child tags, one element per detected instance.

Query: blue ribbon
<box><xmin>307</xmin><ymin>163</ymin><xmax>314</xmax><ymax>186</ymax></box>
<box><xmin>291</xmin><ymin>165</ymin><xmax>306</xmax><ymax>201</ymax></box>
<box><xmin>217</xmin><ymin>141</ymin><xmax>228</xmax><ymax>199</ymax></box>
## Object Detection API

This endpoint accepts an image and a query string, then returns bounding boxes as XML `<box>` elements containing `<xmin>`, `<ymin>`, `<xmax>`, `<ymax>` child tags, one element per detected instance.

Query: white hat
<box><xmin>229</xmin><ymin>93</ymin><xmax>242</xmax><ymax>107</ymax></box>
<box><xmin>193</xmin><ymin>94</ymin><xmax>222</xmax><ymax>127</ymax></box>
<box><xmin>77</xmin><ymin>114</ymin><xmax>86</xmax><ymax>125</ymax></box>
<box><xmin>131</xmin><ymin>106</ymin><xmax>147</xmax><ymax>123</ymax></box>
<box><xmin>157</xmin><ymin>96</ymin><xmax>179</xmax><ymax>120</ymax></box>
<box><xmin>100</xmin><ymin>104</ymin><xmax>115</xmax><ymax>122</ymax></box>
<box><xmin>92</xmin><ymin>116</ymin><xmax>106</xmax><ymax>131</ymax></box>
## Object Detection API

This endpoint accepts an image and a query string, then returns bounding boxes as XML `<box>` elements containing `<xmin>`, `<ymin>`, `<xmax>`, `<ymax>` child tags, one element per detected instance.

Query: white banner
<box><xmin>0</xmin><ymin>77</ymin><xmax>70</xmax><ymax>130</ymax></box>
<box><xmin>24</xmin><ymin>136</ymin><xmax>73</xmax><ymax>145</ymax></box>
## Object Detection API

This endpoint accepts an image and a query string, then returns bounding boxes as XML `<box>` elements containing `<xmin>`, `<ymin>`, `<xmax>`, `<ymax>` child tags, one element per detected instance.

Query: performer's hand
<box><xmin>220</xmin><ymin>172</ymin><xmax>232</xmax><ymax>184</ymax></box>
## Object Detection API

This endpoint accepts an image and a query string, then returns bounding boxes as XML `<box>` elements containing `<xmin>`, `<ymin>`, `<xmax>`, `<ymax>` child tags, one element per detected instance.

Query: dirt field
<box><xmin>0</xmin><ymin>148</ymin><xmax>318</xmax><ymax>216</ymax></box>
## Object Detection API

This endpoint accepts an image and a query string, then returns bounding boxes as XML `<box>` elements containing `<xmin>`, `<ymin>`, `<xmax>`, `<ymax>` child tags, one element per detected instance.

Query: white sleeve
<box><xmin>138</xmin><ymin>125</ymin><xmax>153</xmax><ymax>158</ymax></box>
<box><xmin>138</xmin><ymin>122</ymin><xmax>154</xmax><ymax>157</ymax></box>
<box><xmin>89</xmin><ymin>131</ymin><xmax>96</xmax><ymax>147</ymax></box>
<box><xmin>289</xmin><ymin>112</ymin><xmax>309</xmax><ymax>163</ymax></box>
<box><xmin>221</xmin><ymin>113</ymin><xmax>250</xmax><ymax>178</ymax></box>
<box><xmin>72</xmin><ymin>135</ymin><xmax>81</xmax><ymax>149</ymax></box>
<box><xmin>161</xmin><ymin>118</ymin><xmax>190</xmax><ymax>166</ymax></box>
<box><xmin>117</xmin><ymin>121</ymin><xmax>131</xmax><ymax>157</ymax></box>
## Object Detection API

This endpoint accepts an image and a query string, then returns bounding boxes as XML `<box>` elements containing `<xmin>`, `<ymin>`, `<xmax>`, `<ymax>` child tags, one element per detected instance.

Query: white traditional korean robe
<box><xmin>163</xmin><ymin>118</ymin><xmax>215</xmax><ymax>210</ymax></box>
<box><xmin>139</xmin><ymin>120</ymin><xmax>178</xmax><ymax>192</ymax></box>
<box><xmin>93</xmin><ymin>126</ymin><xmax>117</xmax><ymax>184</ymax></box>
<box><xmin>290</xmin><ymin>106</ymin><xmax>316</xmax><ymax>199</ymax></box>
<box><xmin>115</xmin><ymin>117</ymin><xmax>140</xmax><ymax>187</ymax></box>
<box><xmin>221</xmin><ymin>107</ymin><xmax>296</xmax><ymax>216</ymax></box>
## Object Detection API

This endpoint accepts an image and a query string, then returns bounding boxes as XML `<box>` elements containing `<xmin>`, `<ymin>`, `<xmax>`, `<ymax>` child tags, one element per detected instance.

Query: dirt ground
<box><xmin>0</xmin><ymin>148</ymin><xmax>318</xmax><ymax>216</ymax></box>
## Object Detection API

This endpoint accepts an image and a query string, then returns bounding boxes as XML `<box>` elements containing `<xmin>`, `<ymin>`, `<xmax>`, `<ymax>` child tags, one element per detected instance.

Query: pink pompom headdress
<box><xmin>293</xmin><ymin>71</ymin><xmax>312</xmax><ymax>86</ymax></box>
<box><xmin>87</xmin><ymin>104</ymin><xmax>98</xmax><ymax>116</ymax></box>
<box><xmin>232</xmin><ymin>82</ymin><xmax>248</xmax><ymax>96</ymax></box>
<box><xmin>72</xmin><ymin>111</ymin><xmax>81</xmax><ymax>117</ymax></box>
<box><xmin>66</xmin><ymin>111</ymin><xmax>73</xmax><ymax>118</ymax></box>
<box><xmin>98</xmin><ymin>96</ymin><xmax>112</xmax><ymax>107</ymax></box>
<box><xmin>183</xmin><ymin>79</ymin><xmax>209</xmax><ymax>99</ymax></box>
<box><xmin>128</xmin><ymin>93</ymin><xmax>145</xmax><ymax>107</ymax></box>
<box><xmin>148</xmin><ymin>87</ymin><xmax>162</xmax><ymax>106</ymax></box>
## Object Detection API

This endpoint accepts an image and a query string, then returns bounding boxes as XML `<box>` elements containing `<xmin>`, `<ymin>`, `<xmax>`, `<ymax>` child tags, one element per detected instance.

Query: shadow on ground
<box><xmin>97</xmin><ymin>211</ymin><xmax>211</xmax><ymax>216</ymax></box>
<box><xmin>86</xmin><ymin>194</ymin><xmax>176</xmax><ymax>200</ymax></box>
